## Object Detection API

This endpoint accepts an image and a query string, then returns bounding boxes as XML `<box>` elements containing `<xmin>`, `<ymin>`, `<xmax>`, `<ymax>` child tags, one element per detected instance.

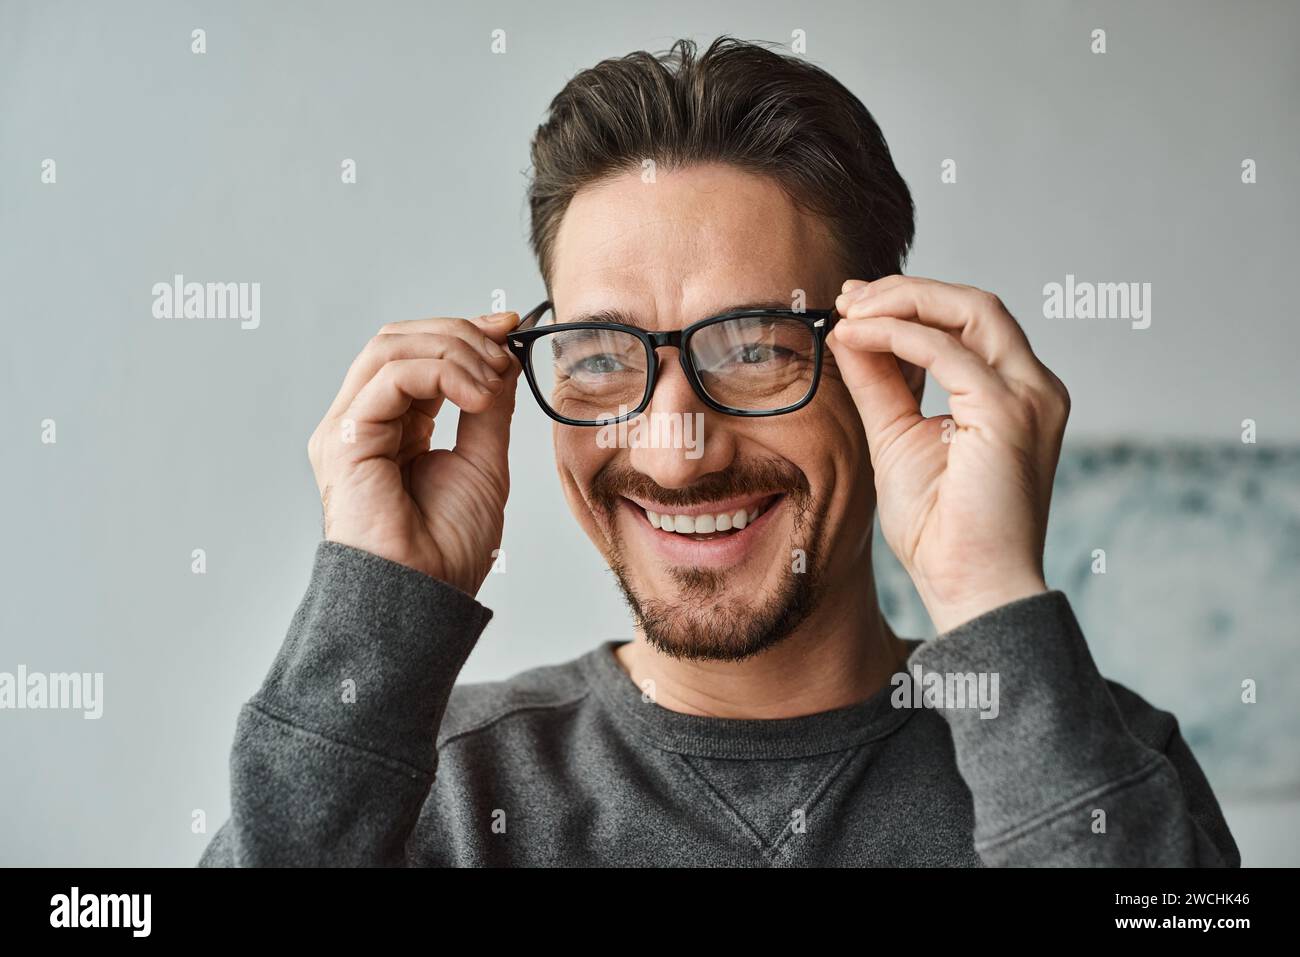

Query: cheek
<box><xmin>814</xmin><ymin>364</ymin><xmax>871</xmax><ymax>451</ymax></box>
<box><xmin>816</xmin><ymin>393</ymin><xmax>876</xmax><ymax>545</ymax></box>
<box><xmin>554</xmin><ymin>425</ymin><xmax>618</xmax><ymax>532</ymax></box>
<box><xmin>782</xmin><ymin>390</ymin><xmax>874</xmax><ymax>524</ymax></box>
<box><xmin>746</xmin><ymin>413</ymin><xmax>840</xmax><ymax>512</ymax></box>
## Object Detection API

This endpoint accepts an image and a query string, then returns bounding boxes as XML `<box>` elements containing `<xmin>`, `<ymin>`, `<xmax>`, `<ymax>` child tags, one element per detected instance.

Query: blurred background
<box><xmin>1</xmin><ymin>0</ymin><xmax>1296</xmax><ymax>865</ymax></box>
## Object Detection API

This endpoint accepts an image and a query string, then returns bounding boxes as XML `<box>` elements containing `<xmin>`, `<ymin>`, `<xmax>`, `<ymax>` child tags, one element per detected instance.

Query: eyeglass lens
<box><xmin>527</xmin><ymin>313</ymin><xmax>817</xmax><ymax>422</ymax></box>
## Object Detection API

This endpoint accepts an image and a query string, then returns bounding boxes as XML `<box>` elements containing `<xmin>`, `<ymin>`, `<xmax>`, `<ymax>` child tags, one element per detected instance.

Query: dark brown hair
<box><xmin>526</xmin><ymin>36</ymin><xmax>915</xmax><ymax>290</ymax></box>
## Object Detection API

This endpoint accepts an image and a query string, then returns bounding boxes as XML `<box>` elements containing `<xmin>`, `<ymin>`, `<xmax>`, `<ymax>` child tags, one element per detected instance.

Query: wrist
<box><xmin>919</xmin><ymin>573</ymin><xmax>1049</xmax><ymax>635</ymax></box>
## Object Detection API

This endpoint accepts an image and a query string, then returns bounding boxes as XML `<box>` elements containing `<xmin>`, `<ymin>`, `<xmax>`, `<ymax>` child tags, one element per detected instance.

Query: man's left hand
<box><xmin>828</xmin><ymin>275</ymin><xmax>1071</xmax><ymax>633</ymax></box>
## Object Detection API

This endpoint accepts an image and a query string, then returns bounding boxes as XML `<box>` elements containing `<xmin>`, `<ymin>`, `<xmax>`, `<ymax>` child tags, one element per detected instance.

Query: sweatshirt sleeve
<box><xmin>906</xmin><ymin>590</ymin><xmax>1240</xmax><ymax>867</ymax></box>
<box><xmin>199</xmin><ymin>541</ymin><xmax>492</xmax><ymax>867</ymax></box>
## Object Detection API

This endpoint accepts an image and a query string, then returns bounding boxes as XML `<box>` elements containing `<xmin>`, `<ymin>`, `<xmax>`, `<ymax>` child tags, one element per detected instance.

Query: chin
<box><xmin>610</xmin><ymin>558</ymin><xmax>822</xmax><ymax>663</ymax></box>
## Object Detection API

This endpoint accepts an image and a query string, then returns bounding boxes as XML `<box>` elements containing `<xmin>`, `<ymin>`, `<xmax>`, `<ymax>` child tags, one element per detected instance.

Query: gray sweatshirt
<box><xmin>199</xmin><ymin>542</ymin><xmax>1239</xmax><ymax>867</ymax></box>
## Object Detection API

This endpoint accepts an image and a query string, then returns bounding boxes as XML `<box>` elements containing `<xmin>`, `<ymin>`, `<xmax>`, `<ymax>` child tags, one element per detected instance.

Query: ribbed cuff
<box><xmin>250</xmin><ymin>541</ymin><xmax>493</xmax><ymax>772</ymax></box>
<box><xmin>907</xmin><ymin>590</ymin><xmax>1153</xmax><ymax>842</ymax></box>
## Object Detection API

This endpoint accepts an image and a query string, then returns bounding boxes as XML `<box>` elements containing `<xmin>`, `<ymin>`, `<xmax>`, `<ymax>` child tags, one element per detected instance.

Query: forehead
<box><xmin>549</xmin><ymin>163</ymin><xmax>840</xmax><ymax>324</ymax></box>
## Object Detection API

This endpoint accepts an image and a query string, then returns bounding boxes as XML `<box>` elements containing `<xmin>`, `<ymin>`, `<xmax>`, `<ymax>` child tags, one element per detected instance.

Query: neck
<box><xmin>614</xmin><ymin>568</ymin><xmax>909</xmax><ymax>720</ymax></box>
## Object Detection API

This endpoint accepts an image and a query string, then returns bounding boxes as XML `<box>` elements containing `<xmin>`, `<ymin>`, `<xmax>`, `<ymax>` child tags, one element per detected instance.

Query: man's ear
<box><xmin>900</xmin><ymin>358</ymin><xmax>925</xmax><ymax>404</ymax></box>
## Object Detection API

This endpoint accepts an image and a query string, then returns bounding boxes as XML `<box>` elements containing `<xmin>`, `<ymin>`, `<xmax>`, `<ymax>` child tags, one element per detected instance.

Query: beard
<box><xmin>590</xmin><ymin>458</ymin><xmax>826</xmax><ymax>663</ymax></box>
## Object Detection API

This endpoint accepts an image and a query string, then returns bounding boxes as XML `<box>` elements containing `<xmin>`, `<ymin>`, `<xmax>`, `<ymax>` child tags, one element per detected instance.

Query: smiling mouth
<box><xmin>636</xmin><ymin>494</ymin><xmax>782</xmax><ymax>542</ymax></box>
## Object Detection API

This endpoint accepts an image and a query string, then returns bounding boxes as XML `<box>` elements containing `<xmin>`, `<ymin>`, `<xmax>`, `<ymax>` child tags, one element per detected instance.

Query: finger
<box><xmin>453</xmin><ymin>362</ymin><xmax>522</xmax><ymax>485</ymax></box>
<box><xmin>394</xmin><ymin>409</ymin><xmax>435</xmax><ymax>466</ymax></box>
<box><xmin>329</xmin><ymin>325</ymin><xmax>514</xmax><ymax>421</ymax></box>
<box><xmin>347</xmin><ymin>356</ymin><xmax>503</xmax><ymax>426</ymax></box>
<box><xmin>832</xmin><ymin>315</ymin><xmax>1009</xmax><ymax>401</ymax></box>
<box><xmin>327</xmin><ymin>330</ymin><xmax>509</xmax><ymax>420</ymax></box>
<box><xmin>379</xmin><ymin>312</ymin><xmax>520</xmax><ymax>346</ymax></box>
<box><xmin>826</xmin><ymin>329</ymin><xmax>923</xmax><ymax>454</ymax></box>
<box><xmin>842</xmin><ymin>274</ymin><xmax>909</xmax><ymax>296</ymax></box>
<box><xmin>837</xmin><ymin>277</ymin><xmax>1040</xmax><ymax>382</ymax></box>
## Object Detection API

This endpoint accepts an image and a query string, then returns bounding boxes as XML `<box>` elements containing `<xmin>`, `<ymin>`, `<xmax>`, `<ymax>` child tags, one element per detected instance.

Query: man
<box><xmin>201</xmin><ymin>37</ymin><xmax>1238</xmax><ymax>866</ymax></box>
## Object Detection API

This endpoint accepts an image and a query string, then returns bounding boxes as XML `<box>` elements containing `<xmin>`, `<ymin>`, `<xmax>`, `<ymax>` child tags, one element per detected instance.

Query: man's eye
<box><xmin>730</xmin><ymin>343</ymin><xmax>785</xmax><ymax>365</ymax></box>
<box><xmin>573</xmin><ymin>354</ymin><xmax>624</xmax><ymax>375</ymax></box>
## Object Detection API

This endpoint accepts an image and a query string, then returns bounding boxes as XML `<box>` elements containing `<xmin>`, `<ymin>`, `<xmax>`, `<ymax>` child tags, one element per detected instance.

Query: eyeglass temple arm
<box><xmin>515</xmin><ymin>301</ymin><xmax>553</xmax><ymax>333</ymax></box>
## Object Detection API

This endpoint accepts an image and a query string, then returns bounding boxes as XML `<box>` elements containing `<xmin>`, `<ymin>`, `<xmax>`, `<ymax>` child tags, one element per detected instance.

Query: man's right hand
<box><xmin>307</xmin><ymin>311</ymin><xmax>522</xmax><ymax>596</ymax></box>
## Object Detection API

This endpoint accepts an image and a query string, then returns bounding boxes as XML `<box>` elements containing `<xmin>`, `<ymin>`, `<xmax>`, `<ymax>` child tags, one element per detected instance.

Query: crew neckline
<box><xmin>578</xmin><ymin>639</ymin><xmax>923</xmax><ymax>760</ymax></box>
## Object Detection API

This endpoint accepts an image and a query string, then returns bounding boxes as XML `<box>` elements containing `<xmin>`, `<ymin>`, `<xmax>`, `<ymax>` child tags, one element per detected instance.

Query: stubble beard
<box><xmin>595</xmin><ymin>465</ymin><xmax>825</xmax><ymax>662</ymax></box>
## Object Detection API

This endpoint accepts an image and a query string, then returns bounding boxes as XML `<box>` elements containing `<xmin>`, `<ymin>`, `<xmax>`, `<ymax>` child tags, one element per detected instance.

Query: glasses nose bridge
<box><xmin>640</xmin><ymin>329</ymin><xmax>701</xmax><ymax>408</ymax></box>
<box><xmin>646</xmin><ymin>329</ymin><xmax>686</xmax><ymax>351</ymax></box>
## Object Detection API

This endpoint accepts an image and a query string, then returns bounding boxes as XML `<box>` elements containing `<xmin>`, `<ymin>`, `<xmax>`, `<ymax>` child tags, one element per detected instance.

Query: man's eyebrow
<box><xmin>565</xmin><ymin>300</ymin><xmax>800</xmax><ymax>327</ymax></box>
<box><xmin>566</xmin><ymin>308</ymin><xmax>642</xmax><ymax>327</ymax></box>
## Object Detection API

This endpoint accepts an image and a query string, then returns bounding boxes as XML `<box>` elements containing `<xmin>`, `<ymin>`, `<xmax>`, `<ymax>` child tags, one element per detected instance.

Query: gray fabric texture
<box><xmin>200</xmin><ymin>541</ymin><xmax>1239</xmax><ymax>867</ymax></box>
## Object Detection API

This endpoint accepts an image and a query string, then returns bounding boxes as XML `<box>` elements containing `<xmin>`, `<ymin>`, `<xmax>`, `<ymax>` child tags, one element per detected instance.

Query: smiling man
<box><xmin>201</xmin><ymin>37</ymin><xmax>1237</xmax><ymax>867</ymax></box>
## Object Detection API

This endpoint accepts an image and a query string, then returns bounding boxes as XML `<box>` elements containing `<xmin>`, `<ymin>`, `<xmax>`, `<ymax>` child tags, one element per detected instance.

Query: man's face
<box><xmin>548</xmin><ymin>163</ymin><xmax>878</xmax><ymax>661</ymax></box>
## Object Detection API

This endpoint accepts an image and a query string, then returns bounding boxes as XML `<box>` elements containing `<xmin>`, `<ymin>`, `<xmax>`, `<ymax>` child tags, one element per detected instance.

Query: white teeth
<box><xmin>642</xmin><ymin>500</ymin><xmax>772</xmax><ymax>534</ymax></box>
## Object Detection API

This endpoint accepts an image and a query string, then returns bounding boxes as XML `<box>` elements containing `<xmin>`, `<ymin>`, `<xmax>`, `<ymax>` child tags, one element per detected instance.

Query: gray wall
<box><xmin>1</xmin><ymin>0</ymin><xmax>1296</xmax><ymax>865</ymax></box>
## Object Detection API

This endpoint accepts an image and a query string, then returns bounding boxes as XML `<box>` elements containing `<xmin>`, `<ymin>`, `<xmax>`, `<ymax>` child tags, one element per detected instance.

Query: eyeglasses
<box><xmin>506</xmin><ymin>300</ymin><xmax>840</xmax><ymax>426</ymax></box>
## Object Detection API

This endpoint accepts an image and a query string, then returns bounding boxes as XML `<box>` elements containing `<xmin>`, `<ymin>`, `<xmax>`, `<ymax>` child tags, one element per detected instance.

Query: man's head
<box><xmin>525</xmin><ymin>37</ymin><xmax>917</xmax><ymax>662</ymax></box>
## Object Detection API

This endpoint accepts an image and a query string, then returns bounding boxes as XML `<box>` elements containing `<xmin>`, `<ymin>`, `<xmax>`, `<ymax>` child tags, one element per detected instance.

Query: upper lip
<box><xmin>620</xmin><ymin>492</ymin><xmax>782</xmax><ymax>517</ymax></box>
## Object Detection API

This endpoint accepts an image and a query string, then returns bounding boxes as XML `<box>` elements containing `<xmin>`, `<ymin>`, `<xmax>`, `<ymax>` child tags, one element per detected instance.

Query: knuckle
<box><xmin>435</xmin><ymin>336</ymin><xmax>478</xmax><ymax>365</ymax></box>
<box><xmin>1037</xmin><ymin>364</ymin><xmax>1071</xmax><ymax>413</ymax></box>
<box><xmin>364</xmin><ymin>332</ymin><xmax>401</xmax><ymax>356</ymax></box>
<box><xmin>369</xmin><ymin>358</ymin><xmax>402</xmax><ymax>388</ymax></box>
<box><xmin>1021</xmin><ymin>377</ymin><xmax>1070</xmax><ymax>426</ymax></box>
<box><xmin>1052</xmin><ymin>381</ymin><xmax>1072</xmax><ymax>419</ymax></box>
<box><xmin>308</xmin><ymin>423</ymin><xmax>336</xmax><ymax>467</ymax></box>
<box><xmin>449</xmin><ymin>332</ymin><xmax>479</xmax><ymax>353</ymax></box>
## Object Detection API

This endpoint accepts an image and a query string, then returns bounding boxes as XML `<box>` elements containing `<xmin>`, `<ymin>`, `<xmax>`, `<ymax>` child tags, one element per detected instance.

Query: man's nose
<box><xmin>626</xmin><ymin>350</ymin><xmax>735</xmax><ymax>488</ymax></box>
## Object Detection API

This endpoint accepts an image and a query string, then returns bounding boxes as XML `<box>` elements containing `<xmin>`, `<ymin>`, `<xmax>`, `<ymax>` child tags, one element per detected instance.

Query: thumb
<box><xmin>826</xmin><ymin>326</ymin><xmax>923</xmax><ymax>458</ymax></box>
<box><xmin>470</xmin><ymin>310</ymin><xmax>522</xmax><ymax>342</ymax></box>
<box><xmin>453</xmin><ymin>361</ymin><xmax>521</xmax><ymax>489</ymax></box>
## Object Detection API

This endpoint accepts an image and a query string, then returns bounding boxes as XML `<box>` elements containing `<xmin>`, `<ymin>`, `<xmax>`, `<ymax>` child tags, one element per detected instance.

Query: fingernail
<box><xmin>477</xmin><ymin>380</ymin><xmax>497</xmax><ymax>394</ymax></box>
<box><xmin>483</xmin><ymin>339</ymin><xmax>505</xmax><ymax>358</ymax></box>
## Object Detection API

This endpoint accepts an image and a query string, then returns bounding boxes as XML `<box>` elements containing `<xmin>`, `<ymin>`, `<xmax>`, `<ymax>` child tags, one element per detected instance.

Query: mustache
<box><xmin>589</xmin><ymin>458</ymin><xmax>811</xmax><ymax>515</ymax></box>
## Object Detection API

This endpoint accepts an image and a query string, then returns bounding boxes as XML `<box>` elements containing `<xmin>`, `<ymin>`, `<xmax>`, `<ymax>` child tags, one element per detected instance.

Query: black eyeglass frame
<box><xmin>505</xmin><ymin>300</ymin><xmax>842</xmax><ymax>426</ymax></box>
